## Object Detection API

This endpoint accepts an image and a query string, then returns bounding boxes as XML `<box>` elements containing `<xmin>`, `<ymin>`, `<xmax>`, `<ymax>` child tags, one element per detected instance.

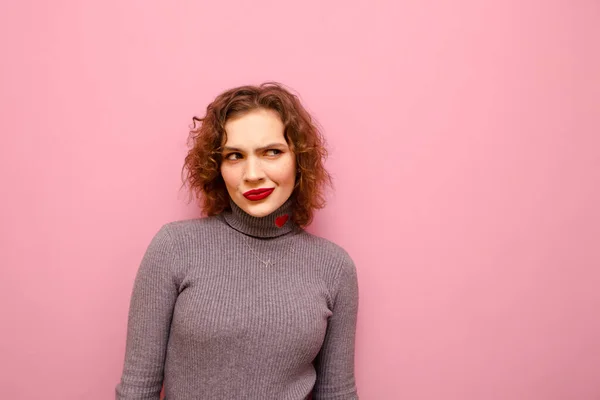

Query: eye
<box><xmin>225</xmin><ymin>152</ymin><xmax>243</xmax><ymax>161</ymax></box>
<box><xmin>265</xmin><ymin>149</ymin><xmax>282</xmax><ymax>157</ymax></box>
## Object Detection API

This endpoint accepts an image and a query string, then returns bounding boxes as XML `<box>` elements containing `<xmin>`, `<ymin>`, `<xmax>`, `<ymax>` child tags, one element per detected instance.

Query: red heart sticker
<box><xmin>275</xmin><ymin>214</ymin><xmax>289</xmax><ymax>228</ymax></box>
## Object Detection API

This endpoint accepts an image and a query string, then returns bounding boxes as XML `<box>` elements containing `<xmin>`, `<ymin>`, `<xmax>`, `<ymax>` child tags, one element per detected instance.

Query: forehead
<box><xmin>223</xmin><ymin>109</ymin><xmax>286</xmax><ymax>147</ymax></box>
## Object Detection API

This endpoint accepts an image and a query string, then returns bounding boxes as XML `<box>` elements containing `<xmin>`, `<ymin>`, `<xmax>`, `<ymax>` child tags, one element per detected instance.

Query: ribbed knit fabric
<box><xmin>115</xmin><ymin>198</ymin><xmax>359</xmax><ymax>400</ymax></box>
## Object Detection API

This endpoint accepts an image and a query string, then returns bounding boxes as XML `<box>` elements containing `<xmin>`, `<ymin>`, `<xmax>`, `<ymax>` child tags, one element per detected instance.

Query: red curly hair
<box><xmin>182</xmin><ymin>82</ymin><xmax>332</xmax><ymax>227</ymax></box>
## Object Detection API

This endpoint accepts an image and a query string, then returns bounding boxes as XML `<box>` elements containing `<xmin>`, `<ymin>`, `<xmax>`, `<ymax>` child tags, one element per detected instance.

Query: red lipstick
<box><xmin>243</xmin><ymin>188</ymin><xmax>274</xmax><ymax>201</ymax></box>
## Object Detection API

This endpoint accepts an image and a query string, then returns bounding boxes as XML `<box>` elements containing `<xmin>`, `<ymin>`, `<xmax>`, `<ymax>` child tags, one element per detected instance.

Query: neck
<box><xmin>220</xmin><ymin>197</ymin><xmax>298</xmax><ymax>238</ymax></box>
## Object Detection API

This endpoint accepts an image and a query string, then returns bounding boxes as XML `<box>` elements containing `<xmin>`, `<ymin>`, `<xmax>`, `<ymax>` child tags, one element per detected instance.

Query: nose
<box><xmin>243</xmin><ymin>156</ymin><xmax>265</xmax><ymax>182</ymax></box>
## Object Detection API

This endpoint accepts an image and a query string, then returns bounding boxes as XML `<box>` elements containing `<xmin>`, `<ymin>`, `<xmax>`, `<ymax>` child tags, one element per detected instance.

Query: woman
<box><xmin>116</xmin><ymin>82</ymin><xmax>359</xmax><ymax>399</ymax></box>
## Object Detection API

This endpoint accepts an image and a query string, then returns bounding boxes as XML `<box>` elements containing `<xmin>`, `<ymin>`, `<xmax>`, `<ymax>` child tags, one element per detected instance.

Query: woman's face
<box><xmin>220</xmin><ymin>108</ymin><xmax>296</xmax><ymax>218</ymax></box>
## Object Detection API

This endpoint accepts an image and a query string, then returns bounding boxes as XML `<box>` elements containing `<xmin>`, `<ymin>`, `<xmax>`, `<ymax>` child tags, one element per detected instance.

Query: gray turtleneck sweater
<box><xmin>115</xmin><ymin>199</ymin><xmax>359</xmax><ymax>400</ymax></box>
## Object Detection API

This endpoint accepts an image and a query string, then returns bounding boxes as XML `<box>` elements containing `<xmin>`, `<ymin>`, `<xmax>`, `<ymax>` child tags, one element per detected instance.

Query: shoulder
<box><xmin>296</xmin><ymin>230</ymin><xmax>356</xmax><ymax>276</ymax></box>
<box><xmin>158</xmin><ymin>215</ymin><xmax>225</xmax><ymax>239</ymax></box>
<box><xmin>144</xmin><ymin>216</ymin><xmax>226</xmax><ymax>254</ymax></box>
<box><xmin>145</xmin><ymin>216</ymin><xmax>225</xmax><ymax>276</ymax></box>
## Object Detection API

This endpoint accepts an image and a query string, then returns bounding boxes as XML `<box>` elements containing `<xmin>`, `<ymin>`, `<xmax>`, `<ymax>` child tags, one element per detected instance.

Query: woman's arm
<box><xmin>115</xmin><ymin>225</ymin><xmax>180</xmax><ymax>400</ymax></box>
<box><xmin>313</xmin><ymin>255</ymin><xmax>360</xmax><ymax>400</ymax></box>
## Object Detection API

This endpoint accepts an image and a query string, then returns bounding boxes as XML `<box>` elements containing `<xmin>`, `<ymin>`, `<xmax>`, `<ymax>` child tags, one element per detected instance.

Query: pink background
<box><xmin>1</xmin><ymin>0</ymin><xmax>599</xmax><ymax>399</ymax></box>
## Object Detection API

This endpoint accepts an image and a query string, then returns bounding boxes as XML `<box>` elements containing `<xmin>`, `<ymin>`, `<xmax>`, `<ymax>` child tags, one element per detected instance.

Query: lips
<box><xmin>243</xmin><ymin>188</ymin><xmax>275</xmax><ymax>201</ymax></box>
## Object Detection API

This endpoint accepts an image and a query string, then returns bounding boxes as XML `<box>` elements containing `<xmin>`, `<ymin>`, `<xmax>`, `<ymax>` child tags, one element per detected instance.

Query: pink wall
<box><xmin>1</xmin><ymin>0</ymin><xmax>599</xmax><ymax>399</ymax></box>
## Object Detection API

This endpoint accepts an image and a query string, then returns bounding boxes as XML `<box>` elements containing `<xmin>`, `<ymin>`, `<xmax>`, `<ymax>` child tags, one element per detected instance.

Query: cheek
<box><xmin>270</xmin><ymin>157</ymin><xmax>296</xmax><ymax>184</ymax></box>
<box><xmin>220</xmin><ymin>166</ymin><xmax>239</xmax><ymax>188</ymax></box>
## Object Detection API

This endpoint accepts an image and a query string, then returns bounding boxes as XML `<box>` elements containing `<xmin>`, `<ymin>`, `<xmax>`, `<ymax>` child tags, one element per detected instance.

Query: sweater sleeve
<box><xmin>116</xmin><ymin>225</ymin><xmax>180</xmax><ymax>400</ymax></box>
<box><xmin>313</xmin><ymin>254</ymin><xmax>360</xmax><ymax>400</ymax></box>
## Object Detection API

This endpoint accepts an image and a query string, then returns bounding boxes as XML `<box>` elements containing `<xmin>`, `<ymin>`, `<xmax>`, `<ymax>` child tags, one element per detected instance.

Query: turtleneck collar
<box><xmin>220</xmin><ymin>197</ymin><xmax>298</xmax><ymax>238</ymax></box>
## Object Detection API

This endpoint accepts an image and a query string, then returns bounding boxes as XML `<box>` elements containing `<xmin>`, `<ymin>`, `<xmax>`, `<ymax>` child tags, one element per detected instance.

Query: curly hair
<box><xmin>182</xmin><ymin>82</ymin><xmax>332</xmax><ymax>227</ymax></box>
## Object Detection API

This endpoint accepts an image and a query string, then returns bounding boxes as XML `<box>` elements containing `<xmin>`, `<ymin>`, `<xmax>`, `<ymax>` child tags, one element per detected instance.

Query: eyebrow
<box><xmin>222</xmin><ymin>143</ymin><xmax>288</xmax><ymax>153</ymax></box>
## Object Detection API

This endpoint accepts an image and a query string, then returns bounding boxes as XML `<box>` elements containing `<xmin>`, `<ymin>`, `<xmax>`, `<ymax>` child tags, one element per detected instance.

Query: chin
<box><xmin>236</xmin><ymin>194</ymin><xmax>288</xmax><ymax>218</ymax></box>
<box><xmin>242</xmin><ymin>202</ymin><xmax>279</xmax><ymax>218</ymax></box>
